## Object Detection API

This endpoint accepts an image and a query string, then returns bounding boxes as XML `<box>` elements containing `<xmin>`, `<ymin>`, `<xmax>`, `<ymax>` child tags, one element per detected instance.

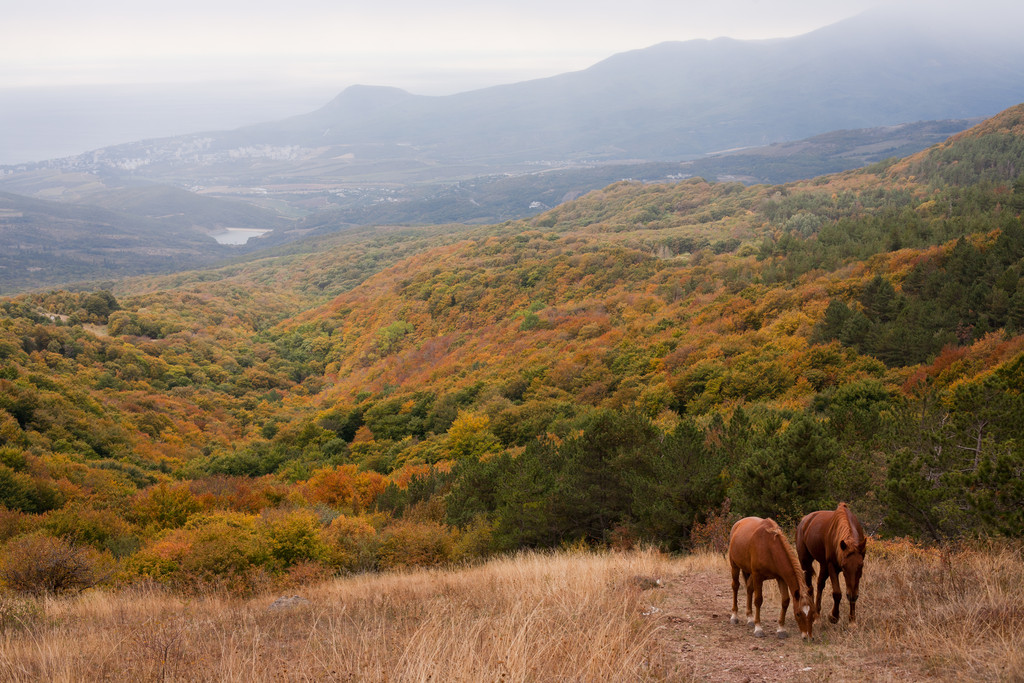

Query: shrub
<box><xmin>0</xmin><ymin>466</ymin><xmax>62</xmax><ymax>513</ymax></box>
<box><xmin>324</xmin><ymin>515</ymin><xmax>379</xmax><ymax>572</ymax></box>
<box><xmin>305</xmin><ymin>465</ymin><xmax>387</xmax><ymax>513</ymax></box>
<box><xmin>258</xmin><ymin>509</ymin><xmax>327</xmax><ymax>569</ymax></box>
<box><xmin>0</xmin><ymin>506</ymin><xmax>37</xmax><ymax>543</ymax></box>
<box><xmin>131</xmin><ymin>483</ymin><xmax>201</xmax><ymax>531</ymax></box>
<box><xmin>178</xmin><ymin>515</ymin><xmax>268</xmax><ymax>577</ymax></box>
<box><xmin>451</xmin><ymin>517</ymin><xmax>495</xmax><ymax>562</ymax></box>
<box><xmin>689</xmin><ymin>499</ymin><xmax>735</xmax><ymax>554</ymax></box>
<box><xmin>126</xmin><ymin>512</ymin><xmax>276</xmax><ymax>594</ymax></box>
<box><xmin>123</xmin><ymin>533</ymin><xmax>186</xmax><ymax>582</ymax></box>
<box><xmin>377</xmin><ymin>520</ymin><xmax>454</xmax><ymax>570</ymax></box>
<box><xmin>278</xmin><ymin>560</ymin><xmax>335</xmax><ymax>589</ymax></box>
<box><xmin>0</xmin><ymin>534</ymin><xmax>114</xmax><ymax>595</ymax></box>
<box><xmin>42</xmin><ymin>504</ymin><xmax>136</xmax><ymax>555</ymax></box>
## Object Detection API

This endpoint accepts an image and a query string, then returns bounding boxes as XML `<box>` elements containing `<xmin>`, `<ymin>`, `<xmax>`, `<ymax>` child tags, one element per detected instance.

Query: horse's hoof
<box><xmin>754</xmin><ymin>629</ymin><xmax>765</xmax><ymax>638</ymax></box>
<box><xmin>776</xmin><ymin>630</ymin><xmax>789</xmax><ymax>639</ymax></box>
<box><xmin>828</xmin><ymin>615</ymin><xmax>839</xmax><ymax>624</ymax></box>
<box><xmin>730</xmin><ymin>616</ymin><xmax>739</xmax><ymax>624</ymax></box>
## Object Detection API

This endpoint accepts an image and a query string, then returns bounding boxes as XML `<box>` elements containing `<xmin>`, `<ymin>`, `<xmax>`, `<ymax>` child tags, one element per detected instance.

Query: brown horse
<box><xmin>728</xmin><ymin>517</ymin><xmax>817</xmax><ymax>639</ymax></box>
<box><xmin>796</xmin><ymin>502</ymin><xmax>866</xmax><ymax>625</ymax></box>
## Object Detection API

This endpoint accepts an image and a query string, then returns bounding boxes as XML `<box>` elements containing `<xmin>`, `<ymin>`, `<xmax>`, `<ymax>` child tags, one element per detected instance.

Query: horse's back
<box><xmin>797</xmin><ymin>504</ymin><xmax>866</xmax><ymax>563</ymax></box>
<box><xmin>729</xmin><ymin>516</ymin><xmax>776</xmax><ymax>570</ymax></box>
<box><xmin>730</xmin><ymin>516</ymin><xmax>769</xmax><ymax>545</ymax></box>
<box><xmin>796</xmin><ymin>509</ymin><xmax>832</xmax><ymax>564</ymax></box>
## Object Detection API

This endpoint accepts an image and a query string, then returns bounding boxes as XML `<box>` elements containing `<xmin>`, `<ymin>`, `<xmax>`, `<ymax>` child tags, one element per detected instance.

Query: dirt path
<box><xmin>647</xmin><ymin>560</ymin><xmax>918</xmax><ymax>682</ymax></box>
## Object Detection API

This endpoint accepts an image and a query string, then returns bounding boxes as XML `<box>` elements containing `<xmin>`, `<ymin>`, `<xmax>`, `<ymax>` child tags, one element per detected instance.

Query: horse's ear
<box><xmin>840</xmin><ymin>540</ymin><xmax>848</xmax><ymax>551</ymax></box>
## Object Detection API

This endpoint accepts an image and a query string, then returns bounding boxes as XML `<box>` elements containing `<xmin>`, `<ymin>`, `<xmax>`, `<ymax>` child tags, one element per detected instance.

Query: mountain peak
<box><xmin>324</xmin><ymin>85</ymin><xmax>416</xmax><ymax>110</ymax></box>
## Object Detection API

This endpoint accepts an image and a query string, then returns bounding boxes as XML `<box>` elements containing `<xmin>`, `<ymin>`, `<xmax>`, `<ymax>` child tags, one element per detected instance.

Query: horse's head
<box><xmin>793</xmin><ymin>587</ymin><xmax>818</xmax><ymax>640</ymax></box>
<box><xmin>838</xmin><ymin>537</ymin><xmax>866</xmax><ymax>596</ymax></box>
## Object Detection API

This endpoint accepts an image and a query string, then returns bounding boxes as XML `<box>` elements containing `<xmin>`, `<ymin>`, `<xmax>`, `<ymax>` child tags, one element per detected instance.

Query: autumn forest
<box><xmin>2</xmin><ymin>105</ymin><xmax>1024</xmax><ymax>597</ymax></box>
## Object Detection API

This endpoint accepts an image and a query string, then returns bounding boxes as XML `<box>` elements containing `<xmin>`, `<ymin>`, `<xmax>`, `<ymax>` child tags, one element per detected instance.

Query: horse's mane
<box><xmin>835</xmin><ymin>502</ymin><xmax>860</xmax><ymax>546</ymax></box>
<box><xmin>768</xmin><ymin>526</ymin><xmax>805</xmax><ymax>594</ymax></box>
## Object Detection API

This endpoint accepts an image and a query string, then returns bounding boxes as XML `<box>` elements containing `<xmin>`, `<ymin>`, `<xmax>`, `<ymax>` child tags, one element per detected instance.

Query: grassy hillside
<box><xmin>0</xmin><ymin>106</ymin><xmax>1023</xmax><ymax>597</ymax></box>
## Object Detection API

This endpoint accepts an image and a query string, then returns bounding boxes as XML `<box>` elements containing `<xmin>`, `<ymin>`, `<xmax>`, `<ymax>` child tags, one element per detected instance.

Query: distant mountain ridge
<box><xmin>216</xmin><ymin>7</ymin><xmax>1024</xmax><ymax>164</ymax></box>
<box><xmin>6</xmin><ymin>5</ymin><xmax>1021</xmax><ymax>178</ymax></box>
<box><xmin>1</xmin><ymin>5</ymin><xmax>1022</xmax><ymax>291</ymax></box>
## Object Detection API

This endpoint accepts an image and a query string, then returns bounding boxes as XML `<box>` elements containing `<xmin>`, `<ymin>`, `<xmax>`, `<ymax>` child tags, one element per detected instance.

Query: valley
<box><xmin>1</xmin><ymin>106</ymin><xmax>1022</xmax><ymax>578</ymax></box>
<box><xmin>1</xmin><ymin>8</ymin><xmax>1024</xmax><ymax>678</ymax></box>
<box><xmin>4</xmin><ymin>3</ymin><xmax>1020</xmax><ymax>292</ymax></box>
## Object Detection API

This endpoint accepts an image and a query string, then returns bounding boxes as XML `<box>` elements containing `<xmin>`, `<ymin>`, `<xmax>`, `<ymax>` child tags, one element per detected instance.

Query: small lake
<box><xmin>212</xmin><ymin>228</ymin><xmax>271</xmax><ymax>245</ymax></box>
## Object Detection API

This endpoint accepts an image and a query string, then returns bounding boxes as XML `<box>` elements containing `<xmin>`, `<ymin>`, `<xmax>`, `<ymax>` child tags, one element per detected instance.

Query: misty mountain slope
<box><xmin>8</xmin><ymin>4</ymin><xmax>1014</xmax><ymax>182</ymax></box>
<box><xmin>0</xmin><ymin>191</ymin><xmax>233</xmax><ymax>293</ymax></box>
<box><xmin>0</xmin><ymin>116</ymin><xmax>980</xmax><ymax>293</ymax></box>
<box><xmin>81</xmin><ymin>185</ymin><xmax>291</xmax><ymax>232</ymax></box>
<box><xmin>258</xmin><ymin>117</ymin><xmax>976</xmax><ymax>241</ymax></box>
<box><xmin>213</xmin><ymin>8</ymin><xmax>1024</xmax><ymax>164</ymax></box>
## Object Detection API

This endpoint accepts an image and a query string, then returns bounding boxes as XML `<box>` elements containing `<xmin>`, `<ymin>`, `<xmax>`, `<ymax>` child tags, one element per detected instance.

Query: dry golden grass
<box><xmin>801</xmin><ymin>539</ymin><xmax>1024</xmax><ymax>682</ymax></box>
<box><xmin>0</xmin><ymin>548</ymin><xmax>672</xmax><ymax>682</ymax></box>
<box><xmin>1</xmin><ymin>541</ymin><xmax>1022</xmax><ymax>682</ymax></box>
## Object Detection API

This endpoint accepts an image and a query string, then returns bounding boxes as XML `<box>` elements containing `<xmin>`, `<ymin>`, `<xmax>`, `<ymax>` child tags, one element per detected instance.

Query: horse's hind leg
<box><xmin>775</xmin><ymin>578</ymin><xmax>790</xmax><ymax>638</ymax></box>
<box><xmin>730</xmin><ymin>562</ymin><xmax>741</xmax><ymax>624</ymax></box>
<box><xmin>815</xmin><ymin>565</ymin><xmax>828</xmax><ymax>616</ymax></box>
<box><xmin>743</xmin><ymin>570</ymin><xmax>755</xmax><ymax>627</ymax></box>
<box><xmin>797</xmin><ymin>541</ymin><xmax>815</xmax><ymax>593</ymax></box>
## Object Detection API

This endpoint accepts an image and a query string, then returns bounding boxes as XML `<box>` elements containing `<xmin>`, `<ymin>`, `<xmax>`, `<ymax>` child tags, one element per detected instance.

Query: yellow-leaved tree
<box><xmin>446</xmin><ymin>410</ymin><xmax>500</xmax><ymax>460</ymax></box>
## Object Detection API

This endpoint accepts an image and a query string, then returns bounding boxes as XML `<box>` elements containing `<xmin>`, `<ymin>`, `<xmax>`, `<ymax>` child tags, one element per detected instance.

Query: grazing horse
<box><xmin>796</xmin><ymin>502</ymin><xmax>866</xmax><ymax>625</ymax></box>
<box><xmin>728</xmin><ymin>517</ymin><xmax>817</xmax><ymax>640</ymax></box>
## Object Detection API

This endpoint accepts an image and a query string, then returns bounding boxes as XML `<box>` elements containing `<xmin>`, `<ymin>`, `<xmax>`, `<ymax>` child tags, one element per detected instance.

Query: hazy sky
<box><xmin>2</xmin><ymin>0</ymin><xmax>882</xmax><ymax>94</ymax></box>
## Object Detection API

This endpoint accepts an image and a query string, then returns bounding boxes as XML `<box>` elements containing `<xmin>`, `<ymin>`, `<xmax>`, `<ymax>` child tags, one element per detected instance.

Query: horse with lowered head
<box><xmin>728</xmin><ymin>516</ymin><xmax>817</xmax><ymax>640</ymax></box>
<box><xmin>796</xmin><ymin>502</ymin><xmax>866</xmax><ymax>625</ymax></box>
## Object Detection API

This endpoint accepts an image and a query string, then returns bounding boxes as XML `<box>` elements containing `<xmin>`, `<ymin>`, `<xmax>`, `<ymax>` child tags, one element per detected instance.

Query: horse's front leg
<box><xmin>751</xmin><ymin>576</ymin><xmax>765</xmax><ymax>638</ymax></box>
<box><xmin>775</xmin><ymin>578</ymin><xmax>790</xmax><ymax>638</ymax></box>
<box><xmin>828</xmin><ymin>563</ymin><xmax>842</xmax><ymax>624</ymax></box>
